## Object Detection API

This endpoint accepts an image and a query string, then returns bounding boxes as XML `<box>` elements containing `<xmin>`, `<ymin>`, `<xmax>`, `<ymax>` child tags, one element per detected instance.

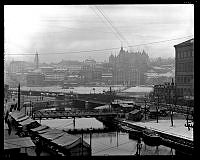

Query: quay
<box><xmin>115</xmin><ymin>118</ymin><xmax>193</xmax><ymax>155</ymax></box>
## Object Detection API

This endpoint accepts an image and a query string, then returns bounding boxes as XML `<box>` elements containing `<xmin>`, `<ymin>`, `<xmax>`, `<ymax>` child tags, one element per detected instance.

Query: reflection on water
<box><xmin>37</xmin><ymin>118</ymin><xmax>175</xmax><ymax>155</ymax></box>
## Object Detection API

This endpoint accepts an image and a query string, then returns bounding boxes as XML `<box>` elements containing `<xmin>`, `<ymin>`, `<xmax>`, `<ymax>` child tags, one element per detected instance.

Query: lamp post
<box><xmin>144</xmin><ymin>95</ymin><xmax>147</xmax><ymax>121</ymax></box>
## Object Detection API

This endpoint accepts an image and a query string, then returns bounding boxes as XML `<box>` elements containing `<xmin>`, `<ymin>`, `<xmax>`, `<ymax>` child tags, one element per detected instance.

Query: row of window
<box><xmin>176</xmin><ymin>75</ymin><xmax>193</xmax><ymax>84</ymax></box>
<box><xmin>176</xmin><ymin>50</ymin><xmax>193</xmax><ymax>59</ymax></box>
<box><xmin>176</xmin><ymin>62</ymin><xmax>193</xmax><ymax>72</ymax></box>
<box><xmin>176</xmin><ymin>87</ymin><xmax>193</xmax><ymax>96</ymax></box>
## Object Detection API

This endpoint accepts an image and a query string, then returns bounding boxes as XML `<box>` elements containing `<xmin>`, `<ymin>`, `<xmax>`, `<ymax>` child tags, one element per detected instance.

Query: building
<box><xmin>80</xmin><ymin>59</ymin><xmax>102</xmax><ymax>84</ymax></box>
<box><xmin>128</xmin><ymin>109</ymin><xmax>143</xmax><ymax>121</ymax></box>
<box><xmin>9</xmin><ymin>61</ymin><xmax>26</xmax><ymax>74</ymax></box>
<box><xmin>174</xmin><ymin>38</ymin><xmax>194</xmax><ymax>98</ymax></box>
<box><xmin>152</xmin><ymin>81</ymin><xmax>175</xmax><ymax>104</ymax></box>
<box><xmin>109</xmin><ymin>47</ymin><xmax>149</xmax><ymax>86</ymax></box>
<box><xmin>4</xmin><ymin>84</ymin><xmax>9</xmax><ymax>99</ymax></box>
<box><xmin>26</xmin><ymin>70</ymin><xmax>45</xmax><ymax>87</ymax></box>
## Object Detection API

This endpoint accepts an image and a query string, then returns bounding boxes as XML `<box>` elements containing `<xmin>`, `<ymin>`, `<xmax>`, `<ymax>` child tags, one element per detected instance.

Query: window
<box><xmin>179</xmin><ymin>52</ymin><xmax>182</xmax><ymax>59</ymax></box>
<box><xmin>184</xmin><ymin>77</ymin><xmax>186</xmax><ymax>83</ymax></box>
<box><xmin>180</xmin><ymin>77</ymin><xmax>183</xmax><ymax>83</ymax></box>
<box><xmin>177</xmin><ymin>77</ymin><xmax>180</xmax><ymax>83</ymax></box>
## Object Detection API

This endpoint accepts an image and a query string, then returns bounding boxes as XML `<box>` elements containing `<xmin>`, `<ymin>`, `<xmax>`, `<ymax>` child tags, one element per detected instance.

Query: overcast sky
<box><xmin>4</xmin><ymin>5</ymin><xmax>194</xmax><ymax>63</ymax></box>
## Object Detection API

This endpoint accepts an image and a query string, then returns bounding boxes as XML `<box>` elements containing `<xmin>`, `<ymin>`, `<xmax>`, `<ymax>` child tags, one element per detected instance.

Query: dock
<box><xmin>116</xmin><ymin>118</ymin><xmax>194</xmax><ymax>155</ymax></box>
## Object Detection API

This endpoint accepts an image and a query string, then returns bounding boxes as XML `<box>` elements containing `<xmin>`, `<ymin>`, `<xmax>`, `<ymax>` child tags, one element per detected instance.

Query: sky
<box><xmin>4</xmin><ymin>5</ymin><xmax>194</xmax><ymax>63</ymax></box>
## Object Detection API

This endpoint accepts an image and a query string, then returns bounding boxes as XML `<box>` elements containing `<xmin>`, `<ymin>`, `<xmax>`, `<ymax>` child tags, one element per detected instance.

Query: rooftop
<box><xmin>174</xmin><ymin>38</ymin><xmax>194</xmax><ymax>47</ymax></box>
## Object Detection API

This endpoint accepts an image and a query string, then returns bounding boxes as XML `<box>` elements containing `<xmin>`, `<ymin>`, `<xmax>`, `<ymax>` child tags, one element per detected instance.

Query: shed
<box><xmin>16</xmin><ymin>116</ymin><xmax>30</xmax><ymax>122</ymax></box>
<box><xmin>128</xmin><ymin>109</ymin><xmax>143</xmax><ymax>121</ymax></box>
<box><xmin>39</xmin><ymin>129</ymin><xmax>65</xmax><ymax>141</ymax></box>
<box><xmin>51</xmin><ymin>133</ymin><xmax>91</xmax><ymax>156</ymax></box>
<box><xmin>9</xmin><ymin>111</ymin><xmax>26</xmax><ymax>121</ymax></box>
<box><xmin>30</xmin><ymin>125</ymin><xmax>49</xmax><ymax>132</ymax></box>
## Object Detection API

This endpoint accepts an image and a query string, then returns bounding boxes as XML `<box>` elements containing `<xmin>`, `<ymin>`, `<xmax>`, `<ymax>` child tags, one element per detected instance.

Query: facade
<box><xmin>26</xmin><ymin>71</ymin><xmax>45</xmax><ymax>87</ymax></box>
<box><xmin>152</xmin><ymin>81</ymin><xmax>175</xmax><ymax>104</ymax></box>
<box><xmin>174</xmin><ymin>39</ymin><xmax>194</xmax><ymax>98</ymax></box>
<box><xmin>109</xmin><ymin>47</ymin><xmax>149</xmax><ymax>86</ymax></box>
<box><xmin>9</xmin><ymin>61</ymin><xmax>25</xmax><ymax>73</ymax></box>
<box><xmin>80</xmin><ymin>59</ymin><xmax>102</xmax><ymax>83</ymax></box>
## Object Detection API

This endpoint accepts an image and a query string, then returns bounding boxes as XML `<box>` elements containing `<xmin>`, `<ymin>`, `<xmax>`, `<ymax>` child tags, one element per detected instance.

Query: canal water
<box><xmin>37</xmin><ymin>118</ymin><xmax>175</xmax><ymax>156</ymax></box>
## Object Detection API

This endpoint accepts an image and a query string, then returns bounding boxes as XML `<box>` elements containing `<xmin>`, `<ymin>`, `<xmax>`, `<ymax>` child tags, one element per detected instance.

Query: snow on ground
<box><xmin>124</xmin><ymin>119</ymin><xmax>193</xmax><ymax>141</ymax></box>
<box><xmin>122</xmin><ymin>86</ymin><xmax>153</xmax><ymax>93</ymax></box>
<box><xmin>11</xmin><ymin>86</ymin><xmax>126</xmax><ymax>94</ymax></box>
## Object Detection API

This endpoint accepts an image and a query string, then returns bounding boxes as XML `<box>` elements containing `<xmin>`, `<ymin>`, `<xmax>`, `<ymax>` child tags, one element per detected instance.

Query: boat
<box><xmin>120</xmin><ymin>125</ymin><xmax>132</xmax><ymax>132</ymax></box>
<box><xmin>142</xmin><ymin>128</ymin><xmax>160</xmax><ymax>146</ymax></box>
<box><xmin>129</xmin><ymin>129</ymin><xmax>143</xmax><ymax>140</ymax></box>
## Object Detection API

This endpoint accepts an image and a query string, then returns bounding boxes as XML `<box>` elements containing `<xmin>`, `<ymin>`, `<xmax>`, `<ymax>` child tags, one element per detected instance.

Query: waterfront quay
<box><xmin>116</xmin><ymin>118</ymin><xmax>193</xmax><ymax>155</ymax></box>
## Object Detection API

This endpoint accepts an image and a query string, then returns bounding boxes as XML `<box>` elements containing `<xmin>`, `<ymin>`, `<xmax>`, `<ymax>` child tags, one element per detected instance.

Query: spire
<box><xmin>34</xmin><ymin>50</ymin><xmax>39</xmax><ymax>69</ymax></box>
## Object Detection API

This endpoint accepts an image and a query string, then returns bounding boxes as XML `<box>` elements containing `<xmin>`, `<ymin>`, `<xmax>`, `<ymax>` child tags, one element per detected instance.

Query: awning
<box><xmin>4</xmin><ymin>137</ymin><xmax>35</xmax><ymax>150</ymax></box>
<box><xmin>37</xmin><ymin>128</ymin><xmax>53</xmax><ymax>134</ymax></box>
<box><xmin>39</xmin><ymin>129</ymin><xmax>65</xmax><ymax>141</ymax></box>
<box><xmin>18</xmin><ymin>118</ymin><xmax>36</xmax><ymax>126</ymax></box>
<box><xmin>30</xmin><ymin>125</ymin><xmax>49</xmax><ymax>132</ymax></box>
<box><xmin>16</xmin><ymin>116</ymin><xmax>30</xmax><ymax>122</ymax></box>
<box><xmin>51</xmin><ymin>133</ymin><xmax>82</xmax><ymax>149</ymax></box>
<box><xmin>9</xmin><ymin>111</ymin><xmax>26</xmax><ymax>120</ymax></box>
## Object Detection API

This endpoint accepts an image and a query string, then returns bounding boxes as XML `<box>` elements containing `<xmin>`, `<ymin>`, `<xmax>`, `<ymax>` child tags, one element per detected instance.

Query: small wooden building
<box><xmin>128</xmin><ymin>109</ymin><xmax>143</xmax><ymax>121</ymax></box>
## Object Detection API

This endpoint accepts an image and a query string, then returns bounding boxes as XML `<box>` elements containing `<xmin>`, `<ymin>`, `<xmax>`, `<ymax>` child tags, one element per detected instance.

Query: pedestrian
<box><xmin>7</xmin><ymin>120</ymin><xmax>12</xmax><ymax>135</ymax></box>
<box><xmin>5</xmin><ymin>111</ymin><xmax>9</xmax><ymax>123</ymax></box>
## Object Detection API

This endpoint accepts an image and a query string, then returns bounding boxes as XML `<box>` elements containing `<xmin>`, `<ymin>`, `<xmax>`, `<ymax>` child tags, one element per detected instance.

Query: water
<box><xmin>37</xmin><ymin>118</ymin><xmax>175</xmax><ymax>155</ymax></box>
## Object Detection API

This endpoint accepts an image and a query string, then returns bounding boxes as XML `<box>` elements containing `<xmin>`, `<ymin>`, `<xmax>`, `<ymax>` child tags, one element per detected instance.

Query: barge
<box><xmin>142</xmin><ymin>128</ymin><xmax>160</xmax><ymax>146</ymax></box>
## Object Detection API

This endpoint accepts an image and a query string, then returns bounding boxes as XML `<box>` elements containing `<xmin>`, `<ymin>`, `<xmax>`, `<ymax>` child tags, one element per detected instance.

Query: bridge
<box><xmin>32</xmin><ymin>110</ymin><xmax>118</xmax><ymax>120</ymax></box>
<box><xmin>74</xmin><ymin>98</ymin><xmax>108</xmax><ymax>105</ymax></box>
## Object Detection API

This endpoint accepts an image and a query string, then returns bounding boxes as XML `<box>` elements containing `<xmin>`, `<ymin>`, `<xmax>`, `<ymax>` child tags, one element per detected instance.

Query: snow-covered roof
<box><xmin>94</xmin><ymin>105</ymin><xmax>110</xmax><ymax>110</ymax></box>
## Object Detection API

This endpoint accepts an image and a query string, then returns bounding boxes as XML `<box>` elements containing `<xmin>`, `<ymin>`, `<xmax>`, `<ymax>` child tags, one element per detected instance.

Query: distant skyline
<box><xmin>4</xmin><ymin>5</ymin><xmax>194</xmax><ymax>63</ymax></box>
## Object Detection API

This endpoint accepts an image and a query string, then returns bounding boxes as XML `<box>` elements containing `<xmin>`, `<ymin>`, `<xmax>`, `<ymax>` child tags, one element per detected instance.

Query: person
<box><xmin>7</xmin><ymin>119</ymin><xmax>12</xmax><ymax>135</ymax></box>
<box><xmin>5</xmin><ymin>111</ymin><xmax>8</xmax><ymax>123</ymax></box>
<box><xmin>35</xmin><ymin>138</ymin><xmax>42</xmax><ymax>156</ymax></box>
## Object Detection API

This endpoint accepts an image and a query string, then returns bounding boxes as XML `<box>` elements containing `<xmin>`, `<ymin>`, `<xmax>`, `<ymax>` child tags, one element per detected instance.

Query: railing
<box><xmin>33</xmin><ymin>110</ymin><xmax>118</xmax><ymax>119</ymax></box>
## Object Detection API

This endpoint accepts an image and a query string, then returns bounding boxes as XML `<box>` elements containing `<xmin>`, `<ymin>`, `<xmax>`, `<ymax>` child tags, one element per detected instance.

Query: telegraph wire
<box><xmin>90</xmin><ymin>6</ymin><xmax>123</xmax><ymax>43</ymax></box>
<box><xmin>95</xmin><ymin>6</ymin><xmax>130</xmax><ymax>48</ymax></box>
<box><xmin>4</xmin><ymin>35</ymin><xmax>193</xmax><ymax>56</ymax></box>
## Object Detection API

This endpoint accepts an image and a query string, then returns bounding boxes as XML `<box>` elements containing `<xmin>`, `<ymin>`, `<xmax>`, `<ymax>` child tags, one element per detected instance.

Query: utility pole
<box><xmin>17</xmin><ymin>83</ymin><xmax>20</xmax><ymax>111</ymax></box>
<box><xmin>144</xmin><ymin>98</ymin><xmax>147</xmax><ymax>120</ymax></box>
<box><xmin>81</xmin><ymin>130</ymin><xmax>83</xmax><ymax>156</ymax></box>
<box><xmin>156</xmin><ymin>95</ymin><xmax>159</xmax><ymax>123</ymax></box>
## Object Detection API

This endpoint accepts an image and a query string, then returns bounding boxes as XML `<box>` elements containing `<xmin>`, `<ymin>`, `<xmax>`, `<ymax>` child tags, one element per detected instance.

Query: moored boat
<box><xmin>120</xmin><ymin>125</ymin><xmax>132</xmax><ymax>132</ymax></box>
<box><xmin>128</xmin><ymin>129</ymin><xmax>143</xmax><ymax>140</ymax></box>
<box><xmin>142</xmin><ymin>128</ymin><xmax>160</xmax><ymax>146</ymax></box>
